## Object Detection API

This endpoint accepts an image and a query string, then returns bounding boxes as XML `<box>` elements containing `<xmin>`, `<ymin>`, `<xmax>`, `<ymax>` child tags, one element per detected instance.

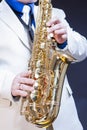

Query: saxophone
<box><xmin>20</xmin><ymin>0</ymin><xmax>75</xmax><ymax>128</ymax></box>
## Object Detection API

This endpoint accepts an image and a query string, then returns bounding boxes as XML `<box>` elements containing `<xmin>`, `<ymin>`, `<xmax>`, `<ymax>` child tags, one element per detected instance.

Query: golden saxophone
<box><xmin>20</xmin><ymin>0</ymin><xmax>75</xmax><ymax>128</ymax></box>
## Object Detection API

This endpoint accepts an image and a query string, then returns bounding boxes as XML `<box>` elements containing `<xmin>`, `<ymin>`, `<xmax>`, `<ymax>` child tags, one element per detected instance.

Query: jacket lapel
<box><xmin>0</xmin><ymin>0</ymin><xmax>30</xmax><ymax>50</ymax></box>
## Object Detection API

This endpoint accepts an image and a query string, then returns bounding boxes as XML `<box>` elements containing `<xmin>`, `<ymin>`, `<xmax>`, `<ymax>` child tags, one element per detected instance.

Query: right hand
<box><xmin>11</xmin><ymin>70</ymin><xmax>35</xmax><ymax>97</ymax></box>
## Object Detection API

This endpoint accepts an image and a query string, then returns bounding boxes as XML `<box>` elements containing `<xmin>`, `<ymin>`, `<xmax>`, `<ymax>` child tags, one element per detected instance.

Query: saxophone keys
<box><xmin>30</xmin><ymin>90</ymin><xmax>41</xmax><ymax>102</ymax></box>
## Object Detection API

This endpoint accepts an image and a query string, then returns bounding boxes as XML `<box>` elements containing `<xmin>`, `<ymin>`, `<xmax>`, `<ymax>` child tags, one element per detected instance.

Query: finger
<box><xmin>47</xmin><ymin>23</ymin><xmax>65</xmax><ymax>33</ymax></box>
<box><xmin>14</xmin><ymin>90</ymin><xmax>28</xmax><ymax>97</ymax></box>
<box><xmin>54</xmin><ymin>28</ymin><xmax>67</xmax><ymax>35</ymax></box>
<box><xmin>46</xmin><ymin>18</ymin><xmax>61</xmax><ymax>26</ymax></box>
<box><xmin>19</xmin><ymin>84</ymin><xmax>34</xmax><ymax>91</ymax></box>
<box><xmin>47</xmin><ymin>24</ymin><xmax>60</xmax><ymax>33</ymax></box>
<box><xmin>19</xmin><ymin>71</ymin><xmax>32</xmax><ymax>78</ymax></box>
<box><xmin>19</xmin><ymin>78</ymin><xmax>35</xmax><ymax>85</ymax></box>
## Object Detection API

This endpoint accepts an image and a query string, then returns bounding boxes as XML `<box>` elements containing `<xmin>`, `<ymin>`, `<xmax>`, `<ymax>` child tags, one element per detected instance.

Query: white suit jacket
<box><xmin>0</xmin><ymin>0</ymin><xmax>87</xmax><ymax>130</ymax></box>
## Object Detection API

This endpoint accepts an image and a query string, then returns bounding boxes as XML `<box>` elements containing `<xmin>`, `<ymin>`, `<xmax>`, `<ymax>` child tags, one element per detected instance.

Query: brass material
<box><xmin>20</xmin><ymin>0</ymin><xmax>75</xmax><ymax>128</ymax></box>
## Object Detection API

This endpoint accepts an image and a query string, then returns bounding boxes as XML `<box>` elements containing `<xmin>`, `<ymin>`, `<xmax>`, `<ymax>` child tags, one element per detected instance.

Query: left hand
<box><xmin>46</xmin><ymin>17</ymin><xmax>67</xmax><ymax>44</ymax></box>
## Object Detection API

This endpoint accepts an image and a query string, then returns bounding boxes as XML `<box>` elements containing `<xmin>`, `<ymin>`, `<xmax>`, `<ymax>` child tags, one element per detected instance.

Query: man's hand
<box><xmin>11</xmin><ymin>70</ymin><xmax>34</xmax><ymax>97</ymax></box>
<box><xmin>46</xmin><ymin>17</ymin><xmax>67</xmax><ymax>44</ymax></box>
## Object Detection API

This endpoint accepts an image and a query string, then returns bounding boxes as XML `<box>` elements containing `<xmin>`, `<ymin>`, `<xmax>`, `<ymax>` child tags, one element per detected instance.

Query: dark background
<box><xmin>52</xmin><ymin>0</ymin><xmax>87</xmax><ymax>130</ymax></box>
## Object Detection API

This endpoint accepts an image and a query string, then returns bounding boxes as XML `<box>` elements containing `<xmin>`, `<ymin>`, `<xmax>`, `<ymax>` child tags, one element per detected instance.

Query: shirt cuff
<box><xmin>57</xmin><ymin>41</ymin><xmax>67</xmax><ymax>49</ymax></box>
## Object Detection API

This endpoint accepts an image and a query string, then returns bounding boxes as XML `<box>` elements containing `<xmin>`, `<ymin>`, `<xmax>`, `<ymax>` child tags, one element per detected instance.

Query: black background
<box><xmin>52</xmin><ymin>0</ymin><xmax>87</xmax><ymax>130</ymax></box>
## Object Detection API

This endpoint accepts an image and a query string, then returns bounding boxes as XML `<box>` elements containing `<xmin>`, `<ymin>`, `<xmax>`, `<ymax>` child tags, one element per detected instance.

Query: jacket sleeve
<box><xmin>66</xmin><ymin>26</ymin><xmax>87</xmax><ymax>62</ymax></box>
<box><xmin>0</xmin><ymin>69</ymin><xmax>15</xmax><ymax>102</ymax></box>
<box><xmin>52</xmin><ymin>8</ymin><xmax>87</xmax><ymax>62</ymax></box>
